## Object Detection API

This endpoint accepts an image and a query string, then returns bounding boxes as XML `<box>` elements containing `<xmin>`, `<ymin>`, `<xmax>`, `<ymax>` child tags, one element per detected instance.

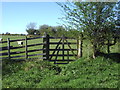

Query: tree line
<box><xmin>26</xmin><ymin>23</ymin><xmax>81</xmax><ymax>38</ymax></box>
<box><xmin>1</xmin><ymin>32</ymin><xmax>26</xmax><ymax>36</ymax></box>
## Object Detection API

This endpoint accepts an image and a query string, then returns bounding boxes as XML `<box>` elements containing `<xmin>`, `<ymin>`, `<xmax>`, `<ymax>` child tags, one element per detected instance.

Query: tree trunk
<box><xmin>77</xmin><ymin>33</ymin><xmax>83</xmax><ymax>58</ymax></box>
<box><xmin>77</xmin><ymin>39</ymin><xmax>83</xmax><ymax>58</ymax></box>
<box><xmin>92</xmin><ymin>44</ymin><xmax>99</xmax><ymax>59</ymax></box>
<box><xmin>107</xmin><ymin>40</ymin><xmax>110</xmax><ymax>54</ymax></box>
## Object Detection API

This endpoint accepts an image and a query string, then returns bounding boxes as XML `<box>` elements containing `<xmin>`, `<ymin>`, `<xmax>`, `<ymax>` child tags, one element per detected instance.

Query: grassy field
<box><xmin>1</xmin><ymin>35</ymin><xmax>120</xmax><ymax>88</ymax></box>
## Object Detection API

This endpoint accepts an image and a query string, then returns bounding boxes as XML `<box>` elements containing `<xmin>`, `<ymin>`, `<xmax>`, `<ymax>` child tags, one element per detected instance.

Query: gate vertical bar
<box><xmin>43</xmin><ymin>33</ymin><xmax>46</xmax><ymax>60</ymax></box>
<box><xmin>7</xmin><ymin>38</ymin><xmax>10</xmax><ymax>59</ymax></box>
<box><xmin>43</xmin><ymin>33</ymin><xmax>49</xmax><ymax>60</ymax></box>
<box><xmin>62</xmin><ymin>35</ymin><xmax>64</xmax><ymax>61</ymax></box>
<box><xmin>46</xmin><ymin>34</ymin><xmax>49</xmax><ymax>60</ymax></box>
<box><xmin>54</xmin><ymin>47</ymin><xmax>60</xmax><ymax>64</ymax></box>
<box><xmin>25</xmin><ymin>36</ymin><xmax>28</xmax><ymax>59</ymax></box>
<box><xmin>67</xmin><ymin>50</ymin><xmax>69</xmax><ymax>63</ymax></box>
<box><xmin>80</xmin><ymin>33</ymin><xmax>83</xmax><ymax>57</ymax></box>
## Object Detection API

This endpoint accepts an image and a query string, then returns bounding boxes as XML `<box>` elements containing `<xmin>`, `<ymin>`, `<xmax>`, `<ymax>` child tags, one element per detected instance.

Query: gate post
<box><xmin>25</xmin><ymin>36</ymin><xmax>28</xmax><ymax>59</ymax></box>
<box><xmin>77</xmin><ymin>33</ymin><xmax>83</xmax><ymax>58</ymax></box>
<box><xmin>62</xmin><ymin>35</ymin><xmax>65</xmax><ymax>61</ymax></box>
<box><xmin>43</xmin><ymin>33</ymin><xmax>49</xmax><ymax>60</ymax></box>
<box><xmin>7</xmin><ymin>38</ymin><xmax>11</xmax><ymax>59</ymax></box>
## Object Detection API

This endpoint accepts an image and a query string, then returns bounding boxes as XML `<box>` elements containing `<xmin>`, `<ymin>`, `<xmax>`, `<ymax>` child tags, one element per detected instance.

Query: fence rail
<box><xmin>49</xmin><ymin>37</ymin><xmax>76</xmax><ymax>40</ymax></box>
<box><xmin>49</xmin><ymin>42</ymin><xmax>77</xmax><ymax>44</ymax></box>
<box><xmin>0</xmin><ymin>34</ymin><xmax>82</xmax><ymax>64</ymax></box>
<box><xmin>49</xmin><ymin>49</ymin><xmax>77</xmax><ymax>51</ymax></box>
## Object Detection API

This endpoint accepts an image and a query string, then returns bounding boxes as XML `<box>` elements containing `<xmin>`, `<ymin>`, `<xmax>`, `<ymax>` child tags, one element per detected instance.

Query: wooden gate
<box><xmin>48</xmin><ymin>35</ymin><xmax>78</xmax><ymax>64</ymax></box>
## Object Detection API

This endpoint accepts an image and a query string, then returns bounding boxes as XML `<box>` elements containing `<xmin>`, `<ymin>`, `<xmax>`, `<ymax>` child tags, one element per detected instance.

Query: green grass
<box><xmin>2</xmin><ymin>56</ymin><xmax>120</xmax><ymax>88</ymax></box>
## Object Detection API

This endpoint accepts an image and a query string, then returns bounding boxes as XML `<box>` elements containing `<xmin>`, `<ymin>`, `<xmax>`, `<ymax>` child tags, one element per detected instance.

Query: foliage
<box><xmin>25</xmin><ymin>22</ymin><xmax>81</xmax><ymax>38</ymax></box>
<box><xmin>66</xmin><ymin>29</ymin><xmax>81</xmax><ymax>39</ymax></box>
<box><xmin>115</xmin><ymin>1</ymin><xmax>120</xmax><ymax>26</ymax></box>
<box><xmin>38</xmin><ymin>24</ymin><xmax>80</xmax><ymax>38</ymax></box>
<box><xmin>26</xmin><ymin>22</ymin><xmax>39</xmax><ymax>35</ymax></box>
<box><xmin>5</xmin><ymin>32</ymin><xmax>10</xmax><ymax>35</ymax></box>
<box><xmin>54</xmin><ymin>26</ymin><xmax>66</xmax><ymax>37</ymax></box>
<box><xmin>26</xmin><ymin>22</ymin><xmax>37</xmax><ymax>30</ymax></box>
<box><xmin>115</xmin><ymin>1</ymin><xmax>120</xmax><ymax>39</ymax></box>
<box><xmin>58</xmin><ymin>2</ymin><xmax>117</xmax><ymax>58</ymax></box>
<box><xmin>26</xmin><ymin>29</ymin><xmax>37</xmax><ymax>35</ymax></box>
<box><xmin>38</xmin><ymin>24</ymin><xmax>54</xmax><ymax>36</ymax></box>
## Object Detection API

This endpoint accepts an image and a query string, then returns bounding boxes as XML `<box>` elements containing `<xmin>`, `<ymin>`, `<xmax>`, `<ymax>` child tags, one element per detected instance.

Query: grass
<box><xmin>2</xmin><ymin>56</ymin><xmax>120</xmax><ymax>88</ymax></box>
<box><xmin>1</xmin><ymin>35</ymin><xmax>120</xmax><ymax>88</ymax></box>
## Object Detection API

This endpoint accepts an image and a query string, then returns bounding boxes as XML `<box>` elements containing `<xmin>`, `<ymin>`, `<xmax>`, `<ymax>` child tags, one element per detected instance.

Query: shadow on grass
<box><xmin>2</xmin><ymin>58</ymin><xmax>26</xmax><ymax>76</ymax></box>
<box><xmin>2</xmin><ymin>58</ymin><xmax>62</xmax><ymax>76</ymax></box>
<box><xmin>98</xmin><ymin>52</ymin><xmax>120</xmax><ymax>63</ymax></box>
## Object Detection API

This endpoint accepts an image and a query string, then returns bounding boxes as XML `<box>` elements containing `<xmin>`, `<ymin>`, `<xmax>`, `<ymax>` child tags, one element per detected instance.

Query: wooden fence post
<box><xmin>77</xmin><ymin>33</ymin><xmax>83</xmax><ymax>58</ymax></box>
<box><xmin>7</xmin><ymin>38</ymin><xmax>10</xmax><ymax>59</ymax></box>
<box><xmin>43</xmin><ymin>33</ymin><xmax>49</xmax><ymax>60</ymax></box>
<box><xmin>25</xmin><ymin>36</ymin><xmax>28</xmax><ymax>59</ymax></box>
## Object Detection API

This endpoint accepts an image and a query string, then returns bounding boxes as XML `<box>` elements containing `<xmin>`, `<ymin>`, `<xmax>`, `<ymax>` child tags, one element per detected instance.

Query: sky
<box><xmin>2</xmin><ymin>2</ymin><xmax>63</xmax><ymax>34</ymax></box>
<box><xmin>1</xmin><ymin>0</ymin><xmax>119</xmax><ymax>34</ymax></box>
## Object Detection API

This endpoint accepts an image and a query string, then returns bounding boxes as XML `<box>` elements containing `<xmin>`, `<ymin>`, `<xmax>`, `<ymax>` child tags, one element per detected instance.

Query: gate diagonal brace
<box><xmin>53</xmin><ymin>47</ymin><xmax>61</xmax><ymax>64</ymax></box>
<box><xmin>64</xmin><ymin>38</ymin><xmax>77</xmax><ymax>59</ymax></box>
<box><xmin>49</xmin><ymin>37</ymin><xmax>62</xmax><ymax>60</ymax></box>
